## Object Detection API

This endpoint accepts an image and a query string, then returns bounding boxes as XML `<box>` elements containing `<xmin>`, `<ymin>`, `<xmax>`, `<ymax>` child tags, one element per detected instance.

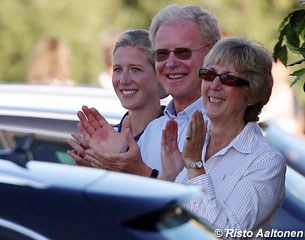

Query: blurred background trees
<box><xmin>0</xmin><ymin>0</ymin><xmax>298</xmax><ymax>86</ymax></box>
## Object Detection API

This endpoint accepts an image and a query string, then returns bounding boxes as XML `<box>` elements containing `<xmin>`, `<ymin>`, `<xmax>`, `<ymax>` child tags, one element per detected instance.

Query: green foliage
<box><xmin>0</xmin><ymin>0</ymin><xmax>296</xmax><ymax>86</ymax></box>
<box><xmin>273</xmin><ymin>2</ymin><xmax>305</xmax><ymax>90</ymax></box>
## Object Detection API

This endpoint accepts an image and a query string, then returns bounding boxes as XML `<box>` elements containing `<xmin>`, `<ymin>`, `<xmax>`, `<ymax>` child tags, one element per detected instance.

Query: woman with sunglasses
<box><xmin>67</xmin><ymin>29</ymin><xmax>166</xmax><ymax>167</ymax></box>
<box><xmin>159</xmin><ymin>37</ymin><xmax>286</xmax><ymax>234</ymax></box>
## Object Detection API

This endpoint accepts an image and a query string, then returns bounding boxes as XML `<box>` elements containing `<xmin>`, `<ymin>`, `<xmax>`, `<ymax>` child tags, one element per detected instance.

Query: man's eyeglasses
<box><xmin>154</xmin><ymin>45</ymin><xmax>210</xmax><ymax>62</ymax></box>
<box><xmin>199</xmin><ymin>68</ymin><xmax>249</xmax><ymax>87</ymax></box>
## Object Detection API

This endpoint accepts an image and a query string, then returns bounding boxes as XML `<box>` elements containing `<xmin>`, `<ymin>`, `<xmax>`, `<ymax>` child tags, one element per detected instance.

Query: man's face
<box><xmin>154</xmin><ymin>19</ymin><xmax>210</xmax><ymax>104</ymax></box>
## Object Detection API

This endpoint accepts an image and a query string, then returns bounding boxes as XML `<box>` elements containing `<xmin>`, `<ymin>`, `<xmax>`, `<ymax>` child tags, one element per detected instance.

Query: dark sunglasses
<box><xmin>199</xmin><ymin>68</ymin><xmax>249</xmax><ymax>87</ymax></box>
<box><xmin>154</xmin><ymin>45</ymin><xmax>210</xmax><ymax>62</ymax></box>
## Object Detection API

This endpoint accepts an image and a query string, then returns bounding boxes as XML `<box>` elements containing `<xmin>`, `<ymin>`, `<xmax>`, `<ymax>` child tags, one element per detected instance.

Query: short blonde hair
<box><xmin>204</xmin><ymin>37</ymin><xmax>273</xmax><ymax>122</ymax></box>
<box><xmin>149</xmin><ymin>4</ymin><xmax>220</xmax><ymax>49</ymax></box>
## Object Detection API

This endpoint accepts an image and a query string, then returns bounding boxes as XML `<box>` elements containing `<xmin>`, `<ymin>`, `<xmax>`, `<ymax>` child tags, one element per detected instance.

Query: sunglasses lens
<box><xmin>155</xmin><ymin>50</ymin><xmax>170</xmax><ymax>62</ymax></box>
<box><xmin>220</xmin><ymin>75</ymin><xmax>238</xmax><ymax>86</ymax></box>
<box><xmin>199</xmin><ymin>69</ymin><xmax>216</xmax><ymax>81</ymax></box>
<box><xmin>174</xmin><ymin>48</ymin><xmax>192</xmax><ymax>60</ymax></box>
<box><xmin>200</xmin><ymin>69</ymin><xmax>249</xmax><ymax>87</ymax></box>
<box><xmin>155</xmin><ymin>48</ymin><xmax>193</xmax><ymax>62</ymax></box>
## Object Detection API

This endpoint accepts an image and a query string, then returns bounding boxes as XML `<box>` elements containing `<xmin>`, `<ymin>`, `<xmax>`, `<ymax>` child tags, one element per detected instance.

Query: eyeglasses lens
<box><xmin>199</xmin><ymin>69</ymin><xmax>248</xmax><ymax>87</ymax></box>
<box><xmin>155</xmin><ymin>48</ymin><xmax>192</xmax><ymax>62</ymax></box>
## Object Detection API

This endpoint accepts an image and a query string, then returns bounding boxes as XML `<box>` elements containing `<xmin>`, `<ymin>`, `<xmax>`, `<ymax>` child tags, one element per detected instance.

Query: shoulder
<box><xmin>251</xmin><ymin>131</ymin><xmax>286</xmax><ymax>168</ymax></box>
<box><xmin>145</xmin><ymin>114</ymin><xmax>168</xmax><ymax>131</ymax></box>
<box><xmin>240</xmin><ymin>122</ymin><xmax>286</xmax><ymax>167</ymax></box>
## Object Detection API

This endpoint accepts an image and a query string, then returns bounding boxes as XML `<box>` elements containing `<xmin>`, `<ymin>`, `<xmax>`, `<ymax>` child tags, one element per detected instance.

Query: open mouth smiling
<box><xmin>209</xmin><ymin>96</ymin><xmax>225</xmax><ymax>103</ymax></box>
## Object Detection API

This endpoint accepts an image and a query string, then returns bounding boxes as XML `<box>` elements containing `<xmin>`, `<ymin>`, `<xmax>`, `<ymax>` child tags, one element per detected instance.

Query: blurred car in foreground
<box><xmin>0</xmin><ymin>159</ymin><xmax>215</xmax><ymax>240</ymax></box>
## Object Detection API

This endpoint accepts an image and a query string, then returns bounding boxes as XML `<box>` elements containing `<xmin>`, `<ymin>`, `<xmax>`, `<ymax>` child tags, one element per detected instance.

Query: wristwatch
<box><xmin>185</xmin><ymin>160</ymin><xmax>203</xmax><ymax>169</ymax></box>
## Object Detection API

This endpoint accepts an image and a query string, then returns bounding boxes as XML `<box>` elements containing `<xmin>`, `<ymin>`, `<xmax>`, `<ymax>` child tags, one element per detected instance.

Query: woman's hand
<box><xmin>183</xmin><ymin>110</ymin><xmax>207</xmax><ymax>178</ymax></box>
<box><xmin>78</xmin><ymin>105</ymin><xmax>128</xmax><ymax>154</ymax></box>
<box><xmin>66</xmin><ymin>133</ymin><xmax>91</xmax><ymax>167</ymax></box>
<box><xmin>84</xmin><ymin>128</ymin><xmax>152</xmax><ymax>176</ymax></box>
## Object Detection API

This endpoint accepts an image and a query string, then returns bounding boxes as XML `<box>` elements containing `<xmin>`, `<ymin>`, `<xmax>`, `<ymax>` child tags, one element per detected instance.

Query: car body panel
<box><xmin>262</xmin><ymin>121</ymin><xmax>305</xmax><ymax>176</ymax></box>
<box><xmin>0</xmin><ymin>159</ymin><xmax>215</xmax><ymax>240</ymax></box>
<box><xmin>261</xmin><ymin>121</ymin><xmax>305</xmax><ymax>232</ymax></box>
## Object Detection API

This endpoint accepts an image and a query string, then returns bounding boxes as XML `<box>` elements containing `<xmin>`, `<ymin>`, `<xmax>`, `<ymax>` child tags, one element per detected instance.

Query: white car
<box><xmin>0</xmin><ymin>84</ymin><xmax>125</xmax><ymax>164</ymax></box>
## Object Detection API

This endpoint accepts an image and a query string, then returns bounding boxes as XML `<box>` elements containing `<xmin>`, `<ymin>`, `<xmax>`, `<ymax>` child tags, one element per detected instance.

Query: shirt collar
<box><xmin>230</xmin><ymin>122</ymin><xmax>257</xmax><ymax>153</ymax></box>
<box><xmin>205</xmin><ymin>122</ymin><xmax>259</xmax><ymax>156</ymax></box>
<box><xmin>164</xmin><ymin>97</ymin><xmax>204</xmax><ymax>119</ymax></box>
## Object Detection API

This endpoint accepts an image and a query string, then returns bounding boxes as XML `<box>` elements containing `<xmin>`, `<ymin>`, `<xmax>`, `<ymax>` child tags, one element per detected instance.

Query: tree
<box><xmin>273</xmin><ymin>1</ymin><xmax>305</xmax><ymax>91</ymax></box>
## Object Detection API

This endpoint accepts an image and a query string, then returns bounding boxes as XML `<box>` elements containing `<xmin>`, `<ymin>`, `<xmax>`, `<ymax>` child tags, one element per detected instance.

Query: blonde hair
<box><xmin>27</xmin><ymin>38</ymin><xmax>72</xmax><ymax>85</ymax></box>
<box><xmin>204</xmin><ymin>37</ymin><xmax>273</xmax><ymax>122</ymax></box>
<box><xmin>149</xmin><ymin>4</ymin><xmax>220</xmax><ymax>49</ymax></box>
<box><xmin>113</xmin><ymin>29</ymin><xmax>168</xmax><ymax>99</ymax></box>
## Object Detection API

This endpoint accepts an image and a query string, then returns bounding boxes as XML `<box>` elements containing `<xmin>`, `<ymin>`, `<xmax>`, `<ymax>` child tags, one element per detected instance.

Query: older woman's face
<box><xmin>201</xmin><ymin>63</ymin><xmax>250</xmax><ymax>125</ymax></box>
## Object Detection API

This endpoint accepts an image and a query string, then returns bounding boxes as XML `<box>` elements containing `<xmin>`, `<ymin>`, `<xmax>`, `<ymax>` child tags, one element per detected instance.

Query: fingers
<box><xmin>121</xmin><ymin>115</ymin><xmax>131</xmax><ymax>133</ymax></box>
<box><xmin>81</xmin><ymin>106</ymin><xmax>101</xmax><ymax>130</ymax></box>
<box><xmin>124</xmin><ymin>127</ymin><xmax>138</xmax><ymax>151</ymax></box>
<box><xmin>89</xmin><ymin>107</ymin><xmax>110</xmax><ymax>127</ymax></box>
<box><xmin>77</xmin><ymin>110</ymin><xmax>87</xmax><ymax>122</ymax></box>
<box><xmin>187</xmin><ymin>110</ymin><xmax>204</xmax><ymax>142</ymax></box>
<box><xmin>193</xmin><ymin>111</ymin><xmax>205</xmax><ymax>142</ymax></box>
<box><xmin>78</xmin><ymin>121</ymin><xmax>94</xmax><ymax>138</ymax></box>
<box><xmin>67</xmin><ymin>150</ymin><xmax>91</xmax><ymax>167</ymax></box>
<box><xmin>161</xmin><ymin>129</ymin><xmax>170</xmax><ymax>161</ymax></box>
<box><xmin>71</xmin><ymin>133</ymin><xmax>89</xmax><ymax>149</ymax></box>
<box><xmin>191</xmin><ymin>111</ymin><xmax>200</xmax><ymax>139</ymax></box>
<box><xmin>84</xmin><ymin>153</ymin><xmax>105</xmax><ymax>168</ymax></box>
<box><xmin>85</xmin><ymin>149</ymin><xmax>113</xmax><ymax>170</ymax></box>
<box><xmin>161</xmin><ymin>129</ymin><xmax>167</xmax><ymax>150</ymax></box>
<box><xmin>185</xmin><ymin>119</ymin><xmax>192</xmax><ymax>142</ymax></box>
<box><xmin>78</xmin><ymin>106</ymin><xmax>108</xmax><ymax>133</ymax></box>
<box><xmin>183</xmin><ymin>110</ymin><xmax>206</xmax><ymax>160</ymax></box>
<box><xmin>66</xmin><ymin>137</ymin><xmax>86</xmax><ymax>155</ymax></box>
<box><xmin>167</xmin><ymin>119</ymin><xmax>178</xmax><ymax>150</ymax></box>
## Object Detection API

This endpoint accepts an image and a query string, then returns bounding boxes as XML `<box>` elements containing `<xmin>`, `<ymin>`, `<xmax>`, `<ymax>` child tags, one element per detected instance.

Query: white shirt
<box><xmin>138</xmin><ymin>97</ymin><xmax>206</xmax><ymax>183</ymax></box>
<box><xmin>182</xmin><ymin>122</ymin><xmax>286</xmax><ymax>233</ymax></box>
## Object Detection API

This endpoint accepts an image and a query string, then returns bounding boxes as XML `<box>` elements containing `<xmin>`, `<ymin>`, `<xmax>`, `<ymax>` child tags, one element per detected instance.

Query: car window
<box><xmin>26</xmin><ymin>138</ymin><xmax>75</xmax><ymax>165</ymax></box>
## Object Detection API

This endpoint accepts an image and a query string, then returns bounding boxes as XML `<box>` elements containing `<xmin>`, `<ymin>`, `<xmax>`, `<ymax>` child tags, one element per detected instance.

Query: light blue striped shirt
<box><xmin>182</xmin><ymin>122</ymin><xmax>286</xmax><ymax>233</ymax></box>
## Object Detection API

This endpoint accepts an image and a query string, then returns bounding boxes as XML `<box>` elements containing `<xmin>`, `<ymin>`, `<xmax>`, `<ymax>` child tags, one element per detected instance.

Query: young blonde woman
<box><xmin>67</xmin><ymin>29</ymin><xmax>166</xmax><ymax>167</ymax></box>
